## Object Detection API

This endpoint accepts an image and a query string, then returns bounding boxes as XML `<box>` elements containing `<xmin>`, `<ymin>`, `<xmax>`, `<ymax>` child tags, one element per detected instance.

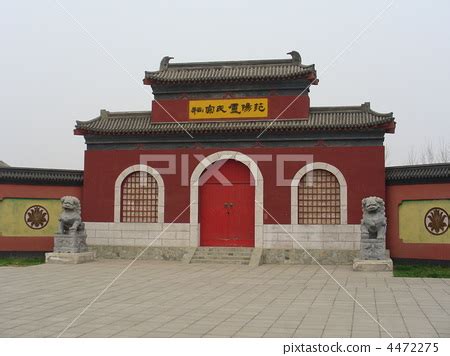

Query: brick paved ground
<box><xmin>1</xmin><ymin>260</ymin><xmax>449</xmax><ymax>338</ymax></box>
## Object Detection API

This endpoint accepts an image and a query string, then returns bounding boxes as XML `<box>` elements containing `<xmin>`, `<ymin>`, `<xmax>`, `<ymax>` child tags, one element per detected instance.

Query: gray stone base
<box><xmin>89</xmin><ymin>245</ymin><xmax>192</xmax><ymax>261</ymax></box>
<box><xmin>89</xmin><ymin>245</ymin><xmax>359</xmax><ymax>265</ymax></box>
<box><xmin>249</xmin><ymin>248</ymin><xmax>263</xmax><ymax>267</ymax></box>
<box><xmin>45</xmin><ymin>251</ymin><xmax>96</xmax><ymax>264</ymax></box>
<box><xmin>181</xmin><ymin>248</ymin><xmax>197</xmax><ymax>264</ymax></box>
<box><xmin>262</xmin><ymin>248</ymin><xmax>359</xmax><ymax>265</ymax></box>
<box><xmin>54</xmin><ymin>232</ymin><xmax>88</xmax><ymax>253</ymax></box>
<box><xmin>352</xmin><ymin>258</ymin><xmax>393</xmax><ymax>272</ymax></box>
<box><xmin>359</xmin><ymin>238</ymin><xmax>387</xmax><ymax>260</ymax></box>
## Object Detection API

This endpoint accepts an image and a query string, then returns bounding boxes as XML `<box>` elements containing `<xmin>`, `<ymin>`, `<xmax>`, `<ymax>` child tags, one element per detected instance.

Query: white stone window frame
<box><xmin>291</xmin><ymin>162</ymin><xmax>347</xmax><ymax>225</ymax></box>
<box><xmin>190</xmin><ymin>151</ymin><xmax>264</xmax><ymax>247</ymax></box>
<box><xmin>114</xmin><ymin>164</ymin><xmax>165</xmax><ymax>223</ymax></box>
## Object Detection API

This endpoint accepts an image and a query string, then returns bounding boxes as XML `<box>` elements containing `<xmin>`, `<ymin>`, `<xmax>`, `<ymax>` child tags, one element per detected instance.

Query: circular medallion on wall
<box><xmin>24</xmin><ymin>205</ymin><xmax>49</xmax><ymax>229</ymax></box>
<box><xmin>424</xmin><ymin>207</ymin><xmax>448</xmax><ymax>236</ymax></box>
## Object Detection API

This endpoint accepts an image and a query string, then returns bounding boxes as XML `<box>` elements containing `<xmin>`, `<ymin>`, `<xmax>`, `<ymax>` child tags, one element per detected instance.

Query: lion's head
<box><xmin>61</xmin><ymin>196</ymin><xmax>81</xmax><ymax>214</ymax></box>
<box><xmin>362</xmin><ymin>196</ymin><xmax>385</xmax><ymax>214</ymax></box>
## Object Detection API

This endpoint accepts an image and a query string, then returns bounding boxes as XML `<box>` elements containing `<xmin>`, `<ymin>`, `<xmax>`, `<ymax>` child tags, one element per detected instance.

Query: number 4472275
<box><xmin>387</xmin><ymin>343</ymin><xmax>438</xmax><ymax>353</ymax></box>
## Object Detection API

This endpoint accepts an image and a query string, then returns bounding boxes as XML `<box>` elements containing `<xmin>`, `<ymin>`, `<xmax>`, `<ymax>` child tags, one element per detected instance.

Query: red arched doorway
<box><xmin>199</xmin><ymin>159</ymin><xmax>255</xmax><ymax>247</ymax></box>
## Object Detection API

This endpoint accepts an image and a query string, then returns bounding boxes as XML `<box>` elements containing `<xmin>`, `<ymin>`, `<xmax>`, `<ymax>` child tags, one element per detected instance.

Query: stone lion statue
<box><xmin>361</xmin><ymin>196</ymin><xmax>386</xmax><ymax>240</ymax></box>
<box><xmin>58</xmin><ymin>196</ymin><xmax>85</xmax><ymax>235</ymax></box>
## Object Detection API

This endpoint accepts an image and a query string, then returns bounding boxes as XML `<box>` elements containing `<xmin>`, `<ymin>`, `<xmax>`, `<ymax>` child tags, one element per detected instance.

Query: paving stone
<box><xmin>113</xmin><ymin>330</ymin><xmax>148</xmax><ymax>337</ymax></box>
<box><xmin>172</xmin><ymin>333</ymin><xmax>203</xmax><ymax>338</ymax></box>
<box><xmin>0</xmin><ymin>260</ymin><xmax>448</xmax><ymax>338</ymax></box>
<box><xmin>323</xmin><ymin>329</ymin><xmax>352</xmax><ymax>337</ymax></box>
<box><xmin>233</xmin><ymin>331</ymin><xmax>266</xmax><ymax>337</ymax></box>
<box><xmin>293</xmin><ymin>329</ymin><xmax>324</xmax><ymax>337</ymax></box>
<box><xmin>264</xmin><ymin>328</ymin><xmax>296</xmax><ymax>336</ymax></box>
<box><xmin>351</xmin><ymin>331</ymin><xmax>380</xmax><ymax>338</ymax></box>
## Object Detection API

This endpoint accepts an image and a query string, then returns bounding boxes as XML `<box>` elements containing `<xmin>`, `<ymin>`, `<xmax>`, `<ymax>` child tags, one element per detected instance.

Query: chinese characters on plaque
<box><xmin>188</xmin><ymin>98</ymin><xmax>268</xmax><ymax>120</ymax></box>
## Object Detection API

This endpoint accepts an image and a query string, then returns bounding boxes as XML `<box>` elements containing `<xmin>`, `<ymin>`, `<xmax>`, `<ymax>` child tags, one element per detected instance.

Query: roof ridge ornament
<box><xmin>160</xmin><ymin>56</ymin><xmax>174</xmax><ymax>70</ymax></box>
<box><xmin>362</xmin><ymin>102</ymin><xmax>371</xmax><ymax>111</ymax></box>
<box><xmin>100</xmin><ymin>109</ymin><xmax>109</xmax><ymax>119</ymax></box>
<box><xmin>287</xmin><ymin>50</ymin><xmax>302</xmax><ymax>65</ymax></box>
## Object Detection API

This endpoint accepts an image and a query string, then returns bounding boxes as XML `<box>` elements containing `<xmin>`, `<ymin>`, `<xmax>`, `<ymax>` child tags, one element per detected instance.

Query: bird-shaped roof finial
<box><xmin>287</xmin><ymin>50</ymin><xmax>301</xmax><ymax>65</ymax></box>
<box><xmin>160</xmin><ymin>56</ymin><xmax>174</xmax><ymax>70</ymax></box>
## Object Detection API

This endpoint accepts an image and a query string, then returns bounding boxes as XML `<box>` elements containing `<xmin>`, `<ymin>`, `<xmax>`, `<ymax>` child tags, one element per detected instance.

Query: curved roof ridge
<box><xmin>387</xmin><ymin>162</ymin><xmax>450</xmax><ymax>169</ymax></box>
<box><xmin>74</xmin><ymin>103</ymin><xmax>395</xmax><ymax>136</ymax></box>
<box><xmin>76</xmin><ymin>110</ymin><xmax>151</xmax><ymax>126</ymax></box>
<box><xmin>108</xmin><ymin>110</ymin><xmax>151</xmax><ymax>116</ymax></box>
<box><xmin>386</xmin><ymin>163</ymin><xmax>450</xmax><ymax>184</ymax></box>
<box><xmin>0</xmin><ymin>166</ymin><xmax>83</xmax><ymax>186</ymax></box>
<box><xmin>161</xmin><ymin>59</ymin><xmax>314</xmax><ymax>69</ymax></box>
<box><xmin>83</xmin><ymin>103</ymin><xmax>392</xmax><ymax>119</ymax></box>
<box><xmin>144</xmin><ymin>52</ymin><xmax>316</xmax><ymax>84</ymax></box>
<box><xmin>311</xmin><ymin>102</ymin><xmax>393</xmax><ymax>117</ymax></box>
<box><xmin>0</xmin><ymin>166</ymin><xmax>83</xmax><ymax>173</ymax></box>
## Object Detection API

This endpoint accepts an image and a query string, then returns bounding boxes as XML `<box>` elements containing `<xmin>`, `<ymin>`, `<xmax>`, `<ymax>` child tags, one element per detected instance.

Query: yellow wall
<box><xmin>399</xmin><ymin>199</ymin><xmax>450</xmax><ymax>244</ymax></box>
<box><xmin>0</xmin><ymin>198</ymin><xmax>60</xmax><ymax>237</ymax></box>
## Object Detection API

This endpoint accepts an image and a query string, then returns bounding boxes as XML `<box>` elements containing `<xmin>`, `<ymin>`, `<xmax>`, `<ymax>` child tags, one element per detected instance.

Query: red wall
<box><xmin>0</xmin><ymin>184</ymin><xmax>83</xmax><ymax>252</ymax></box>
<box><xmin>0</xmin><ymin>237</ymin><xmax>54</xmax><ymax>252</ymax></box>
<box><xmin>151</xmin><ymin>95</ymin><xmax>310</xmax><ymax>122</ymax></box>
<box><xmin>386</xmin><ymin>183</ymin><xmax>450</xmax><ymax>261</ymax></box>
<box><xmin>0</xmin><ymin>184</ymin><xmax>82</xmax><ymax>200</ymax></box>
<box><xmin>82</xmin><ymin>146</ymin><xmax>385</xmax><ymax>224</ymax></box>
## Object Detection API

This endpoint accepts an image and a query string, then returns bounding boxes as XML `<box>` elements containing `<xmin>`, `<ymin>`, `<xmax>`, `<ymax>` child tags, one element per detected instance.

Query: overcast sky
<box><xmin>1</xmin><ymin>0</ymin><xmax>449</xmax><ymax>169</ymax></box>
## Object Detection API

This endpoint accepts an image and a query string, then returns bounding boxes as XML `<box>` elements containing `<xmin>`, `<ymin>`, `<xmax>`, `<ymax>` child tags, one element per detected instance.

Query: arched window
<box><xmin>298</xmin><ymin>169</ymin><xmax>340</xmax><ymax>225</ymax></box>
<box><xmin>121</xmin><ymin>171</ymin><xmax>158</xmax><ymax>223</ymax></box>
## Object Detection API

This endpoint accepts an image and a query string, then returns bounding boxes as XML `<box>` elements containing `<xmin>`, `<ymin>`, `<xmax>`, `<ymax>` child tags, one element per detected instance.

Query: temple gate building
<box><xmin>1</xmin><ymin>51</ymin><xmax>448</xmax><ymax>264</ymax></box>
<box><xmin>73</xmin><ymin>51</ymin><xmax>395</xmax><ymax>263</ymax></box>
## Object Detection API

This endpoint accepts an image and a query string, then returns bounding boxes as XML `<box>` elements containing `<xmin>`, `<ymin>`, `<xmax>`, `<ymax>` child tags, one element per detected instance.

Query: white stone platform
<box><xmin>352</xmin><ymin>258</ymin><xmax>393</xmax><ymax>272</ymax></box>
<box><xmin>45</xmin><ymin>251</ymin><xmax>96</xmax><ymax>264</ymax></box>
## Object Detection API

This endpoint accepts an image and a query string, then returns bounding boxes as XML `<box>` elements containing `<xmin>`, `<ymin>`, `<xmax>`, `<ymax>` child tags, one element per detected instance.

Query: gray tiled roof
<box><xmin>0</xmin><ymin>160</ymin><xmax>9</xmax><ymax>168</ymax></box>
<box><xmin>0</xmin><ymin>167</ymin><xmax>83</xmax><ymax>186</ymax></box>
<box><xmin>386</xmin><ymin>163</ymin><xmax>450</xmax><ymax>184</ymax></box>
<box><xmin>144</xmin><ymin>54</ymin><xmax>316</xmax><ymax>84</ymax></box>
<box><xmin>75</xmin><ymin>103</ymin><xmax>394</xmax><ymax>136</ymax></box>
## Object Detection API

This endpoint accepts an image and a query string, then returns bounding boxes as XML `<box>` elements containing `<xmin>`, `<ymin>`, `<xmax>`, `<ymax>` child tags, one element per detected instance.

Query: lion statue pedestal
<box><xmin>353</xmin><ymin>196</ymin><xmax>393</xmax><ymax>272</ymax></box>
<box><xmin>45</xmin><ymin>196</ymin><xmax>95</xmax><ymax>264</ymax></box>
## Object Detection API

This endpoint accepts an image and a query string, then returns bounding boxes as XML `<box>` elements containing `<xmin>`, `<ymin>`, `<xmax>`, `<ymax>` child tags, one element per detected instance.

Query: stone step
<box><xmin>192</xmin><ymin>255</ymin><xmax>251</xmax><ymax>261</ymax></box>
<box><xmin>193</xmin><ymin>254</ymin><xmax>252</xmax><ymax>259</ymax></box>
<box><xmin>190</xmin><ymin>247</ymin><xmax>253</xmax><ymax>265</ymax></box>
<box><xmin>190</xmin><ymin>258</ymin><xmax>250</xmax><ymax>265</ymax></box>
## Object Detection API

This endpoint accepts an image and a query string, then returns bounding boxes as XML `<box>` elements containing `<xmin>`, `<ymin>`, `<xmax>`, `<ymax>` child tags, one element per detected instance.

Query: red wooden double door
<box><xmin>199</xmin><ymin>159</ymin><xmax>255</xmax><ymax>247</ymax></box>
